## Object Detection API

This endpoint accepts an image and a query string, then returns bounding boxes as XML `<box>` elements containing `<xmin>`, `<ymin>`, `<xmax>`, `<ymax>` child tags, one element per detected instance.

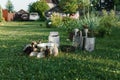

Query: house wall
<box><xmin>2</xmin><ymin>9</ymin><xmax>14</xmax><ymax>21</ymax></box>
<box><xmin>46</xmin><ymin>0</ymin><xmax>59</xmax><ymax>4</ymax></box>
<box><xmin>14</xmin><ymin>9</ymin><xmax>29</xmax><ymax>21</ymax></box>
<box><xmin>46</xmin><ymin>0</ymin><xmax>52</xmax><ymax>3</ymax></box>
<box><xmin>2</xmin><ymin>9</ymin><xmax>8</xmax><ymax>21</ymax></box>
<box><xmin>47</xmin><ymin>3</ymin><xmax>56</xmax><ymax>8</ymax></box>
<box><xmin>46</xmin><ymin>0</ymin><xmax>56</xmax><ymax>8</ymax></box>
<box><xmin>7</xmin><ymin>13</ymin><xmax>15</xmax><ymax>21</ymax></box>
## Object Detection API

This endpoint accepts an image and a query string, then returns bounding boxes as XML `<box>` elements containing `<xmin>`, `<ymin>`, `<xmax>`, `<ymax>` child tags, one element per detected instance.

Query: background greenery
<box><xmin>59</xmin><ymin>0</ymin><xmax>78</xmax><ymax>14</ymax></box>
<box><xmin>0</xmin><ymin>21</ymin><xmax>120</xmax><ymax>80</ymax></box>
<box><xmin>0</xmin><ymin>5</ymin><xmax>3</xmax><ymax>22</ymax></box>
<box><xmin>28</xmin><ymin>0</ymin><xmax>49</xmax><ymax>20</ymax></box>
<box><xmin>5</xmin><ymin>0</ymin><xmax>14</xmax><ymax>12</ymax></box>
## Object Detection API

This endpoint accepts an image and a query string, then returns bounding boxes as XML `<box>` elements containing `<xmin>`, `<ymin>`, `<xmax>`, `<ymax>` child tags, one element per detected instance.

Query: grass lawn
<box><xmin>0</xmin><ymin>21</ymin><xmax>120</xmax><ymax>80</ymax></box>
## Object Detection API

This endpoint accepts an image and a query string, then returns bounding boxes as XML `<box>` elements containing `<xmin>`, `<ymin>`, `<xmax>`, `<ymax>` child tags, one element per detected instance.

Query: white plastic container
<box><xmin>48</xmin><ymin>32</ymin><xmax>60</xmax><ymax>47</ymax></box>
<box><xmin>85</xmin><ymin>37</ymin><xmax>95</xmax><ymax>52</ymax></box>
<box><xmin>37</xmin><ymin>43</ymin><xmax>55</xmax><ymax>49</ymax></box>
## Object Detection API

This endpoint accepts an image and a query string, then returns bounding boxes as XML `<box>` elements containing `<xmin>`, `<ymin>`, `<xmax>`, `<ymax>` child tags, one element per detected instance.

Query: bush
<box><xmin>50</xmin><ymin>13</ymin><xmax>63</xmax><ymax>28</ymax></box>
<box><xmin>62</xmin><ymin>17</ymin><xmax>82</xmax><ymax>33</ymax></box>
<box><xmin>99</xmin><ymin>10</ymin><xmax>118</xmax><ymax>36</ymax></box>
<box><xmin>59</xmin><ymin>0</ymin><xmax>78</xmax><ymax>13</ymax></box>
<box><xmin>0</xmin><ymin>5</ymin><xmax>3</xmax><ymax>22</ymax></box>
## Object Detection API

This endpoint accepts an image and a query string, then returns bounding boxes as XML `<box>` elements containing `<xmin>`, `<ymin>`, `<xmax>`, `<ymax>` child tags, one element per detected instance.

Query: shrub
<box><xmin>0</xmin><ymin>5</ymin><xmax>3</xmax><ymax>22</ymax></box>
<box><xmin>61</xmin><ymin>17</ymin><xmax>82</xmax><ymax>41</ymax></box>
<box><xmin>50</xmin><ymin>12</ymin><xmax>63</xmax><ymax>28</ymax></box>
<box><xmin>59</xmin><ymin>0</ymin><xmax>78</xmax><ymax>13</ymax></box>
<box><xmin>99</xmin><ymin>10</ymin><xmax>118</xmax><ymax>36</ymax></box>
<box><xmin>62</xmin><ymin>16</ymin><xmax>82</xmax><ymax>33</ymax></box>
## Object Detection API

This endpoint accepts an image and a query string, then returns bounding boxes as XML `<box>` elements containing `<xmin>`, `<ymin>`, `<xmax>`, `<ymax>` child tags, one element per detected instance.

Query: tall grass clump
<box><xmin>79</xmin><ymin>13</ymin><xmax>100</xmax><ymax>37</ymax></box>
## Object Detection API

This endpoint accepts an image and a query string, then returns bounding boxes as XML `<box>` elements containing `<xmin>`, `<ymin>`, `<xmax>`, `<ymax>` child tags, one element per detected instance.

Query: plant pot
<box><xmin>48</xmin><ymin>32</ymin><xmax>60</xmax><ymax>47</ymax></box>
<box><xmin>82</xmin><ymin>28</ymin><xmax>88</xmax><ymax>37</ymax></box>
<box><xmin>84</xmin><ymin>37</ymin><xmax>95</xmax><ymax>52</ymax></box>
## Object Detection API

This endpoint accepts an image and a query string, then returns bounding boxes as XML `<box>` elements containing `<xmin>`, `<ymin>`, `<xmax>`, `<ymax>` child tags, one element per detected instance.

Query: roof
<box><xmin>17</xmin><ymin>9</ymin><xmax>28</xmax><ymax>14</ymax></box>
<box><xmin>45</xmin><ymin>6</ymin><xmax>63</xmax><ymax>17</ymax></box>
<box><xmin>46</xmin><ymin>0</ymin><xmax>59</xmax><ymax>4</ymax></box>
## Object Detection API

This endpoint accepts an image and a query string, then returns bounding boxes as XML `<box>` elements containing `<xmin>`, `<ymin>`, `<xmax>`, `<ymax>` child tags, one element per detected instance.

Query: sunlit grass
<box><xmin>0</xmin><ymin>21</ymin><xmax>120</xmax><ymax>80</ymax></box>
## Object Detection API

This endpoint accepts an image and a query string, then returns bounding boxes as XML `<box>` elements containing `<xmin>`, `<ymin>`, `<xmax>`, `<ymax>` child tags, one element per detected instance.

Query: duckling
<box><xmin>44</xmin><ymin>46</ymin><xmax>50</xmax><ymax>57</ymax></box>
<box><xmin>52</xmin><ymin>44</ymin><xmax>58</xmax><ymax>56</ymax></box>
<box><xmin>29</xmin><ymin>51</ymin><xmax>38</xmax><ymax>57</ymax></box>
<box><xmin>37</xmin><ymin>48</ymin><xmax>45</xmax><ymax>58</ymax></box>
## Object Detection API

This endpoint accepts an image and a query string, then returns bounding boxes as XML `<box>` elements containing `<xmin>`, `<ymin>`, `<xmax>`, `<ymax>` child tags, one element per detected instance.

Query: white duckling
<box><xmin>29</xmin><ymin>51</ymin><xmax>38</xmax><ymax>57</ymax></box>
<box><xmin>37</xmin><ymin>48</ymin><xmax>45</xmax><ymax>58</ymax></box>
<box><xmin>52</xmin><ymin>44</ymin><xmax>58</xmax><ymax>56</ymax></box>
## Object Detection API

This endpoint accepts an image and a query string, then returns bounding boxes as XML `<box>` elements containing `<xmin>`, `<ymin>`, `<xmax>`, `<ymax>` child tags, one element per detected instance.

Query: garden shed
<box><xmin>14</xmin><ymin>9</ymin><xmax>29</xmax><ymax>21</ymax></box>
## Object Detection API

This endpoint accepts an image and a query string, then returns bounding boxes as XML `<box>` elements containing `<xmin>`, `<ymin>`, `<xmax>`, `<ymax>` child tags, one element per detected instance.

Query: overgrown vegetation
<box><xmin>0</xmin><ymin>22</ymin><xmax>120</xmax><ymax>79</ymax></box>
<box><xmin>49</xmin><ymin>9</ymin><xmax>119</xmax><ymax>37</ymax></box>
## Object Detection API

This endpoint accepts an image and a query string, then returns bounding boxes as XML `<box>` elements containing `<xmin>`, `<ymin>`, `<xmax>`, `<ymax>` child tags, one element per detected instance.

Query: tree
<box><xmin>0</xmin><ymin>5</ymin><xmax>3</xmax><ymax>22</ymax></box>
<box><xmin>59</xmin><ymin>0</ymin><xmax>78</xmax><ymax>14</ymax></box>
<box><xmin>6</xmin><ymin>0</ymin><xmax>14</xmax><ymax>12</ymax></box>
<box><xmin>29</xmin><ymin>0</ymin><xmax>49</xmax><ymax>20</ymax></box>
<box><xmin>77</xmin><ymin>0</ymin><xmax>90</xmax><ymax>15</ymax></box>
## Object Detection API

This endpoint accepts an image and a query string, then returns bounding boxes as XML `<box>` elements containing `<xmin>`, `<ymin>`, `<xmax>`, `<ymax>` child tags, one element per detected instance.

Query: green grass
<box><xmin>0</xmin><ymin>21</ymin><xmax>120</xmax><ymax>80</ymax></box>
